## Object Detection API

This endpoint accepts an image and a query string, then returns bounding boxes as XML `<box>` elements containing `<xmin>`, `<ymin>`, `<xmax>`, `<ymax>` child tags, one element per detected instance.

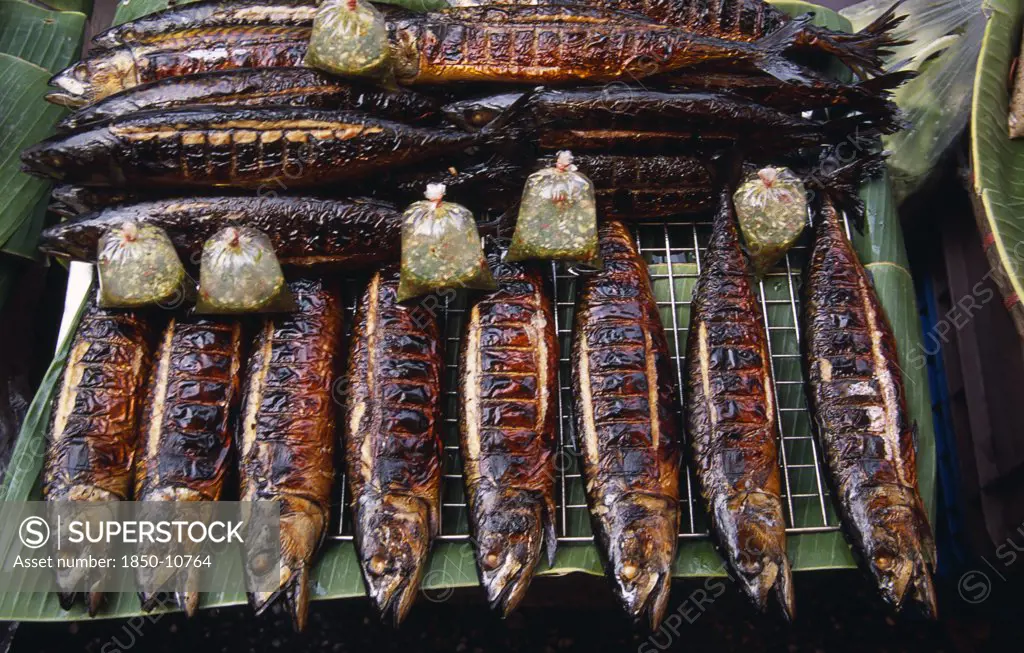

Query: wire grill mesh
<box><xmin>330</xmin><ymin>217</ymin><xmax>848</xmax><ymax>544</ymax></box>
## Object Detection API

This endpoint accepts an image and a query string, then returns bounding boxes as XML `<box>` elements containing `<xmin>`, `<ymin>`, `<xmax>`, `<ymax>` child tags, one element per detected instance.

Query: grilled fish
<box><xmin>573</xmin><ymin>220</ymin><xmax>680</xmax><ymax>629</ymax></box>
<box><xmin>22</xmin><ymin>106</ymin><xmax>516</xmax><ymax>189</ymax></box>
<box><xmin>49</xmin><ymin>185</ymin><xmax>139</xmax><ymax>216</ymax></box>
<box><xmin>48</xmin><ymin>26</ymin><xmax>311</xmax><ymax>107</ymax></box>
<box><xmin>686</xmin><ymin>187</ymin><xmax>793</xmax><ymax>619</ymax></box>
<box><xmin>802</xmin><ymin>198</ymin><xmax>936</xmax><ymax>618</ymax></box>
<box><xmin>345</xmin><ymin>266</ymin><xmax>443</xmax><ymax>625</ymax></box>
<box><xmin>389</xmin><ymin>5</ymin><xmax>813</xmax><ymax>85</ymax></box>
<box><xmin>57</xmin><ymin>68</ymin><xmax>439</xmax><ymax>133</ymax></box>
<box><xmin>42</xmin><ymin>301</ymin><xmax>154</xmax><ymax>616</ymax></box>
<box><xmin>238</xmin><ymin>277</ymin><xmax>343</xmax><ymax>631</ymax></box>
<box><xmin>92</xmin><ymin>0</ymin><xmax>318</xmax><ymax>50</ymax></box>
<box><xmin>134</xmin><ymin>316</ymin><xmax>243</xmax><ymax>616</ymax></box>
<box><xmin>443</xmin><ymin>87</ymin><xmax>898</xmax><ymax>153</ymax></box>
<box><xmin>39</xmin><ymin>195</ymin><xmax>402</xmax><ymax>268</ymax></box>
<box><xmin>444</xmin><ymin>0</ymin><xmax>907</xmax><ymax>78</ymax></box>
<box><xmin>542</xmin><ymin>153</ymin><xmax>713</xmax><ymax>219</ymax></box>
<box><xmin>459</xmin><ymin>253</ymin><xmax>558</xmax><ymax>616</ymax></box>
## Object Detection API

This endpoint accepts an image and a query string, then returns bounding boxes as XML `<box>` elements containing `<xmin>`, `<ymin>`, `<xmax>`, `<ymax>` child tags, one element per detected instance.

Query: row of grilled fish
<box><xmin>41</xmin><ymin>204</ymin><xmax>936</xmax><ymax>627</ymax></box>
<box><xmin>46</xmin><ymin>0</ymin><xmax>906</xmax><ymax>108</ymax></box>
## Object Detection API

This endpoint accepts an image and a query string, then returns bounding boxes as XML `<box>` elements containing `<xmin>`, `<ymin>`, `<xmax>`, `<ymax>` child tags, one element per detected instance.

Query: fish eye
<box><xmin>249</xmin><ymin>550</ymin><xmax>274</xmax><ymax>575</ymax></box>
<box><xmin>470</xmin><ymin>110</ymin><xmax>495</xmax><ymax>127</ymax></box>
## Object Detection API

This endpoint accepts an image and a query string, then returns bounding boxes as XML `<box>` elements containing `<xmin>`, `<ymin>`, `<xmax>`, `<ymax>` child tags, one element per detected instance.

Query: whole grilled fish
<box><xmin>134</xmin><ymin>316</ymin><xmax>243</xmax><ymax>616</ymax></box>
<box><xmin>38</xmin><ymin>196</ymin><xmax>402</xmax><ymax>268</ymax></box>
<box><xmin>42</xmin><ymin>302</ymin><xmax>154</xmax><ymax>616</ymax></box>
<box><xmin>802</xmin><ymin>198</ymin><xmax>936</xmax><ymax>618</ymax></box>
<box><xmin>389</xmin><ymin>5</ymin><xmax>813</xmax><ymax>85</ymax></box>
<box><xmin>22</xmin><ymin>106</ymin><xmax>516</xmax><ymax>189</ymax></box>
<box><xmin>57</xmin><ymin>68</ymin><xmax>439</xmax><ymax>133</ymax></box>
<box><xmin>573</xmin><ymin>220</ymin><xmax>681</xmax><ymax>629</ymax></box>
<box><xmin>443</xmin><ymin>87</ymin><xmax>897</xmax><ymax>153</ymax></box>
<box><xmin>238</xmin><ymin>277</ymin><xmax>343</xmax><ymax>631</ymax></box>
<box><xmin>459</xmin><ymin>253</ymin><xmax>558</xmax><ymax>616</ymax></box>
<box><xmin>345</xmin><ymin>266</ymin><xmax>443</xmax><ymax>625</ymax></box>
<box><xmin>48</xmin><ymin>25</ymin><xmax>311</xmax><ymax>107</ymax></box>
<box><xmin>542</xmin><ymin>153</ymin><xmax>713</xmax><ymax>219</ymax></box>
<box><xmin>444</xmin><ymin>0</ymin><xmax>907</xmax><ymax>78</ymax></box>
<box><xmin>686</xmin><ymin>188</ymin><xmax>793</xmax><ymax>619</ymax></box>
<box><xmin>92</xmin><ymin>0</ymin><xmax>318</xmax><ymax>50</ymax></box>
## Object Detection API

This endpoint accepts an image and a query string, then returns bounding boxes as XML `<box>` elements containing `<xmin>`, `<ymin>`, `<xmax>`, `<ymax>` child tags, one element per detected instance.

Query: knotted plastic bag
<box><xmin>97</xmin><ymin>222</ymin><xmax>188</xmax><ymax>308</ymax></box>
<box><xmin>733</xmin><ymin>166</ymin><xmax>807</xmax><ymax>278</ymax></box>
<box><xmin>397</xmin><ymin>183</ymin><xmax>494</xmax><ymax>302</ymax></box>
<box><xmin>305</xmin><ymin>0</ymin><xmax>391</xmax><ymax>80</ymax></box>
<box><xmin>196</xmin><ymin>226</ymin><xmax>293</xmax><ymax>314</ymax></box>
<box><xmin>507</xmin><ymin>151</ymin><xmax>600</xmax><ymax>268</ymax></box>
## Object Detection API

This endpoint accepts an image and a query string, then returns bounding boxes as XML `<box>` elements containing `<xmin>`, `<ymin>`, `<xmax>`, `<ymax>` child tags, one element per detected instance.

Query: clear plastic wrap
<box><xmin>96</xmin><ymin>221</ymin><xmax>188</xmax><ymax>308</ymax></box>
<box><xmin>507</xmin><ymin>151</ymin><xmax>600</xmax><ymax>267</ymax></box>
<box><xmin>305</xmin><ymin>0</ymin><xmax>391</xmax><ymax>80</ymax></box>
<box><xmin>397</xmin><ymin>183</ymin><xmax>494</xmax><ymax>302</ymax></box>
<box><xmin>733</xmin><ymin>167</ymin><xmax>807</xmax><ymax>278</ymax></box>
<box><xmin>196</xmin><ymin>226</ymin><xmax>293</xmax><ymax>314</ymax></box>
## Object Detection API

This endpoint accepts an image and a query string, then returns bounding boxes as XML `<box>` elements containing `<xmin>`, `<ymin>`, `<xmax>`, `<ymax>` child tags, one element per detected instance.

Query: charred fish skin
<box><xmin>92</xmin><ymin>0</ymin><xmax>318</xmax><ymax>50</ymax></box>
<box><xmin>42</xmin><ymin>302</ymin><xmax>155</xmax><ymax>616</ymax></box>
<box><xmin>572</xmin><ymin>220</ymin><xmax>681</xmax><ymax>630</ymax></box>
<box><xmin>238</xmin><ymin>277</ymin><xmax>342</xmax><ymax>632</ymax></box>
<box><xmin>459</xmin><ymin>254</ymin><xmax>558</xmax><ymax>616</ymax></box>
<box><xmin>389</xmin><ymin>5</ymin><xmax>812</xmax><ymax>85</ymax></box>
<box><xmin>802</xmin><ymin>199</ymin><xmax>937</xmax><ymax>619</ymax></box>
<box><xmin>685</xmin><ymin>188</ymin><xmax>793</xmax><ymax>620</ymax></box>
<box><xmin>135</xmin><ymin>316</ymin><xmax>243</xmax><ymax>617</ymax></box>
<box><xmin>21</xmin><ymin>107</ymin><xmax>485</xmax><ymax>189</ymax></box>
<box><xmin>47</xmin><ymin>26</ymin><xmax>311</xmax><ymax>107</ymax></box>
<box><xmin>38</xmin><ymin>195</ymin><xmax>402</xmax><ymax>268</ymax></box>
<box><xmin>345</xmin><ymin>266</ymin><xmax>443</xmax><ymax>626</ymax></box>
<box><xmin>57</xmin><ymin>68</ymin><xmax>440</xmax><ymax>134</ymax></box>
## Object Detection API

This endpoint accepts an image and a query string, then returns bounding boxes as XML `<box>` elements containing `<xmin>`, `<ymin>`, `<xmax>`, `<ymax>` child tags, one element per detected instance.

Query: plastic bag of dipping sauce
<box><xmin>733</xmin><ymin>166</ymin><xmax>807</xmax><ymax>278</ymax></box>
<box><xmin>507</xmin><ymin>151</ymin><xmax>600</xmax><ymax>268</ymax></box>
<box><xmin>305</xmin><ymin>0</ymin><xmax>391</xmax><ymax>80</ymax></box>
<box><xmin>397</xmin><ymin>183</ymin><xmax>495</xmax><ymax>302</ymax></box>
<box><xmin>196</xmin><ymin>226</ymin><xmax>294</xmax><ymax>314</ymax></box>
<box><xmin>97</xmin><ymin>222</ymin><xmax>189</xmax><ymax>308</ymax></box>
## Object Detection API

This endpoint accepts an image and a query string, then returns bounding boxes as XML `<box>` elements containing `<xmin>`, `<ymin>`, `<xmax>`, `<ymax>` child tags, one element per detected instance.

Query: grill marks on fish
<box><xmin>685</xmin><ymin>189</ymin><xmax>793</xmax><ymax>620</ymax></box>
<box><xmin>22</xmin><ymin>107</ymin><xmax>480</xmax><ymax>189</ymax></box>
<box><xmin>345</xmin><ymin>267</ymin><xmax>443</xmax><ymax>626</ymax></box>
<box><xmin>39</xmin><ymin>195</ymin><xmax>402</xmax><ymax>268</ymax></box>
<box><xmin>459</xmin><ymin>257</ymin><xmax>558</xmax><ymax>616</ymax></box>
<box><xmin>572</xmin><ymin>220</ymin><xmax>680</xmax><ymax>629</ymax></box>
<box><xmin>134</xmin><ymin>316</ymin><xmax>243</xmax><ymax>616</ymax></box>
<box><xmin>43</xmin><ymin>303</ymin><xmax>154</xmax><ymax>616</ymax></box>
<box><xmin>803</xmin><ymin>199</ymin><xmax>936</xmax><ymax>619</ymax></box>
<box><xmin>568</xmin><ymin>153</ymin><xmax>713</xmax><ymax>218</ymax></box>
<box><xmin>238</xmin><ymin>277</ymin><xmax>342</xmax><ymax>632</ymax></box>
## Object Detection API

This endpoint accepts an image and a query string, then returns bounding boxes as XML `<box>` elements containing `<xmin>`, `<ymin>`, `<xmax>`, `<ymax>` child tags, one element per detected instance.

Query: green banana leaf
<box><xmin>0</xmin><ymin>0</ymin><xmax>86</xmax><ymax>74</ymax></box>
<box><xmin>0</xmin><ymin>1</ymin><xmax>936</xmax><ymax>621</ymax></box>
<box><xmin>36</xmin><ymin>0</ymin><xmax>92</xmax><ymax>14</ymax></box>
<box><xmin>0</xmin><ymin>53</ymin><xmax>74</xmax><ymax>257</ymax></box>
<box><xmin>971</xmin><ymin>0</ymin><xmax>1024</xmax><ymax>338</ymax></box>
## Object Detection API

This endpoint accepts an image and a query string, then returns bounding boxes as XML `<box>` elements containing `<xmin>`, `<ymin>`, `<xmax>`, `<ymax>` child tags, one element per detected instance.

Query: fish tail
<box><xmin>751</xmin><ymin>17</ymin><xmax>814</xmax><ymax>85</ymax></box>
<box><xmin>477</xmin><ymin>88</ymin><xmax>537</xmax><ymax>148</ymax></box>
<box><xmin>801</xmin><ymin>1</ymin><xmax>910</xmax><ymax>78</ymax></box>
<box><xmin>857</xmin><ymin>70</ymin><xmax>916</xmax><ymax>96</ymax></box>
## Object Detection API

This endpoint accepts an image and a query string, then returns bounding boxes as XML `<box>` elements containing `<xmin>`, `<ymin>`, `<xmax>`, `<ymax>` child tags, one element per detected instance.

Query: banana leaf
<box><xmin>36</xmin><ymin>0</ymin><xmax>92</xmax><ymax>14</ymax></box>
<box><xmin>0</xmin><ymin>1</ymin><xmax>936</xmax><ymax>620</ymax></box>
<box><xmin>971</xmin><ymin>0</ymin><xmax>1024</xmax><ymax>339</ymax></box>
<box><xmin>0</xmin><ymin>0</ymin><xmax>86</xmax><ymax>74</ymax></box>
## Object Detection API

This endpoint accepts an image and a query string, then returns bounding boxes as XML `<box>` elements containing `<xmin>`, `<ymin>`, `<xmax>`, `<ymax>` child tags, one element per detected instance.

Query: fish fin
<box><xmin>807</xmin><ymin>146</ymin><xmax>887</xmax><ymax>232</ymax></box>
<box><xmin>752</xmin><ymin>16</ymin><xmax>815</xmax><ymax>85</ymax></box>
<box><xmin>800</xmin><ymin>1</ymin><xmax>910</xmax><ymax>78</ymax></box>
<box><xmin>477</xmin><ymin>87</ymin><xmax>537</xmax><ymax>147</ymax></box>
<box><xmin>285</xmin><ymin>566</ymin><xmax>311</xmax><ymax>632</ymax></box>
<box><xmin>857</xmin><ymin>70</ymin><xmax>916</xmax><ymax>97</ymax></box>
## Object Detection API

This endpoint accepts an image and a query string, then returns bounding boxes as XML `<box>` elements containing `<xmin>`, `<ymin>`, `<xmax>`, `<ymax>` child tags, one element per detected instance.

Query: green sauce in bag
<box><xmin>196</xmin><ymin>226</ymin><xmax>294</xmax><ymax>314</ymax></box>
<box><xmin>733</xmin><ymin>166</ymin><xmax>808</xmax><ymax>278</ymax></box>
<box><xmin>97</xmin><ymin>222</ymin><xmax>189</xmax><ymax>308</ymax></box>
<box><xmin>305</xmin><ymin>0</ymin><xmax>391</xmax><ymax>81</ymax></box>
<box><xmin>397</xmin><ymin>183</ymin><xmax>495</xmax><ymax>303</ymax></box>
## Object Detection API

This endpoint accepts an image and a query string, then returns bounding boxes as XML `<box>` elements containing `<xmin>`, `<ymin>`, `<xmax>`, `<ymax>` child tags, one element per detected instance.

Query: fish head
<box><xmin>356</xmin><ymin>493</ymin><xmax>434</xmax><ymax>626</ymax></box>
<box><xmin>20</xmin><ymin>129</ymin><xmax>121</xmax><ymax>185</ymax></box>
<box><xmin>473</xmin><ymin>490</ymin><xmax>551</xmax><ymax>616</ymax></box>
<box><xmin>47</xmin><ymin>50</ymin><xmax>136</xmax><ymax>107</ymax></box>
<box><xmin>604</xmin><ymin>492</ymin><xmax>678</xmax><ymax>629</ymax></box>
<box><xmin>441</xmin><ymin>93</ymin><xmax>523</xmax><ymax>131</ymax></box>
<box><xmin>47</xmin><ymin>489</ymin><xmax>118</xmax><ymax>600</ymax></box>
<box><xmin>718</xmin><ymin>492</ymin><xmax>794</xmax><ymax>619</ymax></box>
<box><xmin>390</xmin><ymin>27</ymin><xmax>422</xmax><ymax>85</ymax></box>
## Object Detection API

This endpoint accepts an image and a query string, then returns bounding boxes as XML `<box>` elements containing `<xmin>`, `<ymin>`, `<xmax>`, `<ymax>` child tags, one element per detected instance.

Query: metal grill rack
<box><xmin>330</xmin><ymin>217</ymin><xmax>848</xmax><ymax>545</ymax></box>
